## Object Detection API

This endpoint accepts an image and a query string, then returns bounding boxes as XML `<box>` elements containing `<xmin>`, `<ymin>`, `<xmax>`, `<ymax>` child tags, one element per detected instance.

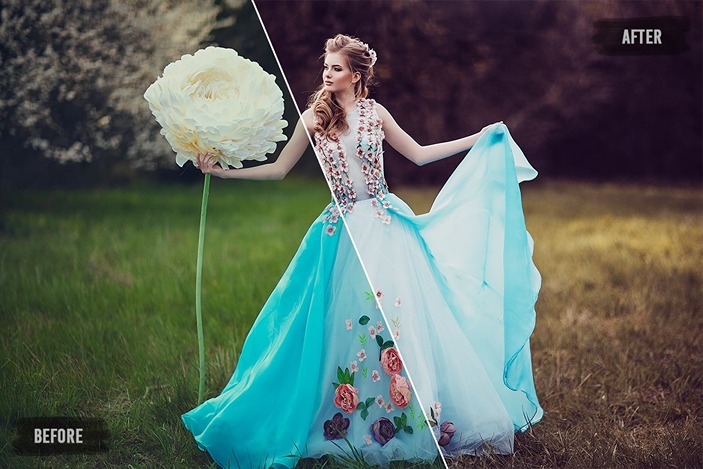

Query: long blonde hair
<box><xmin>308</xmin><ymin>34</ymin><xmax>376</xmax><ymax>139</ymax></box>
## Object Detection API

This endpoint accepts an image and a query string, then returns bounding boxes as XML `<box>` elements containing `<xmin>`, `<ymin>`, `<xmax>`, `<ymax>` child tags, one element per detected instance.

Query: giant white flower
<box><xmin>144</xmin><ymin>46</ymin><xmax>287</xmax><ymax>168</ymax></box>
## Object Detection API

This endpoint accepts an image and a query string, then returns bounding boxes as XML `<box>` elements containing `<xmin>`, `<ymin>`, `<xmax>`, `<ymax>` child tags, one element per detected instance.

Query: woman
<box><xmin>183</xmin><ymin>34</ymin><xmax>542</xmax><ymax>468</ymax></box>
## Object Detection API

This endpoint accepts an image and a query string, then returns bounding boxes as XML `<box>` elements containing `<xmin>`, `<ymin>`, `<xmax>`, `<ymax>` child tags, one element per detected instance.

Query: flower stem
<box><xmin>195</xmin><ymin>173</ymin><xmax>211</xmax><ymax>404</ymax></box>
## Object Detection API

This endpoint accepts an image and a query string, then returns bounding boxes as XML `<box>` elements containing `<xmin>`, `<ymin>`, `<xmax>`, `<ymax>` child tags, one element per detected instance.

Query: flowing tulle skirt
<box><xmin>181</xmin><ymin>124</ymin><xmax>543</xmax><ymax>468</ymax></box>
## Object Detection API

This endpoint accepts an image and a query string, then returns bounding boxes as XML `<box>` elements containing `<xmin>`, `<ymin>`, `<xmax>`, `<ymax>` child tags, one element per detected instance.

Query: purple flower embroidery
<box><xmin>371</xmin><ymin>417</ymin><xmax>395</xmax><ymax>446</ymax></box>
<box><xmin>438</xmin><ymin>421</ymin><xmax>456</xmax><ymax>446</ymax></box>
<box><xmin>323</xmin><ymin>412</ymin><xmax>350</xmax><ymax>440</ymax></box>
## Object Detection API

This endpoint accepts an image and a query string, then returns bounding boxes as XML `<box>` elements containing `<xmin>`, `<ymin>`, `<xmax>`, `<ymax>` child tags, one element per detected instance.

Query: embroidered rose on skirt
<box><xmin>334</xmin><ymin>383</ymin><xmax>359</xmax><ymax>413</ymax></box>
<box><xmin>371</xmin><ymin>417</ymin><xmax>395</xmax><ymax>446</ymax></box>
<box><xmin>380</xmin><ymin>347</ymin><xmax>403</xmax><ymax>376</ymax></box>
<box><xmin>323</xmin><ymin>412</ymin><xmax>350</xmax><ymax>440</ymax></box>
<box><xmin>389</xmin><ymin>374</ymin><xmax>411</xmax><ymax>408</ymax></box>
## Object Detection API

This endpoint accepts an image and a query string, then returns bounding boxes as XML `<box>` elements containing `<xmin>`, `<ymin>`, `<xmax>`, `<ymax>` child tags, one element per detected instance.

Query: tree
<box><xmin>0</xmin><ymin>0</ymin><xmax>230</xmax><ymax>188</ymax></box>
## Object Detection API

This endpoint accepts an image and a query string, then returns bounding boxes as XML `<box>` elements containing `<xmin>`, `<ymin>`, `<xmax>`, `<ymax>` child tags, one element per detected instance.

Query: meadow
<box><xmin>1</xmin><ymin>178</ymin><xmax>701</xmax><ymax>468</ymax></box>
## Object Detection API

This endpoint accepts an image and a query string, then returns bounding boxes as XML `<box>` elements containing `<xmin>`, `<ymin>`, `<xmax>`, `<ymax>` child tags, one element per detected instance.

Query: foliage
<box><xmin>0</xmin><ymin>0</ymin><xmax>229</xmax><ymax>170</ymax></box>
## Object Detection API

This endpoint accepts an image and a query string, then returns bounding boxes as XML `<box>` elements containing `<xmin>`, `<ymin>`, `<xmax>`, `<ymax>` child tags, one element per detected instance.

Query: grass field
<box><xmin>1</xmin><ymin>178</ymin><xmax>701</xmax><ymax>468</ymax></box>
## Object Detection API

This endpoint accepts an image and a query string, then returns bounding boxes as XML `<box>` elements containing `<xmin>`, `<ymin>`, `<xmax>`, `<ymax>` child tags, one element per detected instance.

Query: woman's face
<box><xmin>322</xmin><ymin>52</ymin><xmax>360</xmax><ymax>95</ymax></box>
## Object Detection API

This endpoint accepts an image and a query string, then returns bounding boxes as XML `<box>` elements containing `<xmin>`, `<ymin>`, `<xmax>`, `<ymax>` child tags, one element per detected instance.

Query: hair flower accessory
<box><xmin>362</xmin><ymin>42</ymin><xmax>377</xmax><ymax>67</ymax></box>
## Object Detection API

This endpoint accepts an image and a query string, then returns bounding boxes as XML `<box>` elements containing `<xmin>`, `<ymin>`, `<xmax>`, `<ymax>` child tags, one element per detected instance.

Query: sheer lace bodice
<box><xmin>313</xmin><ymin>98</ymin><xmax>389</xmax><ymax>214</ymax></box>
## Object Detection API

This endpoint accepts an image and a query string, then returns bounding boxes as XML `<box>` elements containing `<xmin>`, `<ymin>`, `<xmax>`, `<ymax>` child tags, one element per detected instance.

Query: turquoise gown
<box><xmin>181</xmin><ymin>98</ymin><xmax>543</xmax><ymax>468</ymax></box>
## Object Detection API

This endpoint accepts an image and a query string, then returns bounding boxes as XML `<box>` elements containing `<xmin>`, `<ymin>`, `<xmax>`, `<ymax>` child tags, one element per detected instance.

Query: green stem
<box><xmin>195</xmin><ymin>173</ymin><xmax>211</xmax><ymax>404</ymax></box>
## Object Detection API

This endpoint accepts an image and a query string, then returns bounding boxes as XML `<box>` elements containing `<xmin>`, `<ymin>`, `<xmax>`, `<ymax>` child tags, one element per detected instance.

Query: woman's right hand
<box><xmin>196</xmin><ymin>152</ymin><xmax>227</xmax><ymax>177</ymax></box>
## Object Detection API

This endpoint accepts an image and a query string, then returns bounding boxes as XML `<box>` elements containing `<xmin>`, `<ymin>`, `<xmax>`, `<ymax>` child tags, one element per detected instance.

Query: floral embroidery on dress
<box><xmin>314</xmin><ymin>98</ymin><xmax>394</xmax><ymax>224</ymax></box>
<box><xmin>325</xmin><ymin>287</ymin><xmax>419</xmax><ymax>446</ymax></box>
<box><xmin>323</xmin><ymin>412</ymin><xmax>350</xmax><ymax>440</ymax></box>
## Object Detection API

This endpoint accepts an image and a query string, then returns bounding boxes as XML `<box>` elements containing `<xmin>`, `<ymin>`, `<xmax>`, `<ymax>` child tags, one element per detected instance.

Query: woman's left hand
<box><xmin>480</xmin><ymin>121</ymin><xmax>503</xmax><ymax>136</ymax></box>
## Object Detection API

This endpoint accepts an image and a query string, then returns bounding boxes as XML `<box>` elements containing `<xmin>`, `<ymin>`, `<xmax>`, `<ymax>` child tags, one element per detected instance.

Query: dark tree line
<box><xmin>252</xmin><ymin>0</ymin><xmax>701</xmax><ymax>184</ymax></box>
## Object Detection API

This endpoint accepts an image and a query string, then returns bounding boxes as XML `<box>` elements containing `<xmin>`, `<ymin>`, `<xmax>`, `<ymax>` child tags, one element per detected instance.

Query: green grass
<box><xmin>1</xmin><ymin>179</ymin><xmax>701</xmax><ymax>468</ymax></box>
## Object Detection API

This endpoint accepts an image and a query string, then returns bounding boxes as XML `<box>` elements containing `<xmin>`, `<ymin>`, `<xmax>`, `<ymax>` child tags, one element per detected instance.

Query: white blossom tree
<box><xmin>0</xmin><ymin>0</ymin><xmax>232</xmax><ymax>170</ymax></box>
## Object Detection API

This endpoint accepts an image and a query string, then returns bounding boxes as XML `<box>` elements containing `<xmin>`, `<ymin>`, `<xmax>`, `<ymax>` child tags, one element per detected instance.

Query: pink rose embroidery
<box><xmin>380</xmin><ymin>347</ymin><xmax>403</xmax><ymax>376</ymax></box>
<box><xmin>334</xmin><ymin>383</ymin><xmax>359</xmax><ymax>414</ymax></box>
<box><xmin>389</xmin><ymin>374</ymin><xmax>411</xmax><ymax>409</ymax></box>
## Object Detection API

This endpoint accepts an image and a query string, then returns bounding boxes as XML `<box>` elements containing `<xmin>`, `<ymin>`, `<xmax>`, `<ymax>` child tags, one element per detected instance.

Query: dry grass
<box><xmin>399</xmin><ymin>181</ymin><xmax>702</xmax><ymax>469</ymax></box>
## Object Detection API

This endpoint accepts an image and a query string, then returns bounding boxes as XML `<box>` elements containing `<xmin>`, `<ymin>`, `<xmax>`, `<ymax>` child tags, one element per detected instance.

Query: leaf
<box><xmin>365</xmin><ymin>397</ymin><xmax>375</xmax><ymax>408</ymax></box>
<box><xmin>337</xmin><ymin>366</ymin><xmax>344</xmax><ymax>383</ymax></box>
<box><xmin>401</xmin><ymin>413</ymin><xmax>407</xmax><ymax>426</ymax></box>
<box><xmin>332</xmin><ymin>382</ymin><xmax>339</xmax><ymax>389</ymax></box>
<box><xmin>376</xmin><ymin>335</ymin><xmax>384</xmax><ymax>347</ymax></box>
<box><xmin>360</xmin><ymin>408</ymin><xmax>369</xmax><ymax>420</ymax></box>
<box><xmin>364</xmin><ymin>291</ymin><xmax>374</xmax><ymax>300</ymax></box>
<box><xmin>430</xmin><ymin>407</ymin><xmax>435</xmax><ymax>420</ymax></box>
<box><xmin>404</xmin><ymin>426</ymin><xmax>413</xmax><ymax>434</ymax></box>
<box><xmin>381</xmin><ymin>340</ymin><xmax>394</xmax><ymax>349</ymax></box>
<box><xmin>358</xmin><ymin>315</ymin><xmax>370</xmax><ymax>325</ymax></box>
<box><xmin>359</xmin><ymin>334</ymin><xmax>367</xmax><ymax>345</ymax></box>
<box><xmin>394</xmin><ymin>416</ymin><xmax>402</xmax><ymax>427</ymax></box>
<box><xmin>362</xmin><ymin>366</ymin><xmax>368</xmax><ymax>378</ymax></box>
<box><xmin>350</xmin><ymin>372</ymin><xmax>355</xmax><ymax>386</ymax></box>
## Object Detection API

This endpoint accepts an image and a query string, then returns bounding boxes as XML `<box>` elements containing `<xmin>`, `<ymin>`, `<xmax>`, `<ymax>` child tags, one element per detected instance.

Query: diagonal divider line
<box><xmin>250</xmin><ymin>1</ymin><xmax>449</xmax><ymax>466</ymax></box>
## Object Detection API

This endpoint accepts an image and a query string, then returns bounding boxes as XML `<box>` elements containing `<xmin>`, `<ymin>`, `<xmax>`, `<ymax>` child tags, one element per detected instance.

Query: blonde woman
<box><xmin>183</xmin><ymin>34</ymin><xmax>542</xmax><ymax>468</ymax></box>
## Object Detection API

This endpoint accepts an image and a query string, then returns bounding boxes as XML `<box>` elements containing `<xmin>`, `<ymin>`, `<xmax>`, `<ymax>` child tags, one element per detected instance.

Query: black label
<box><xmin>12</xmin><ymin>417</ymin><xmax>110</xmax><ymax>455</ymax></box>
<box><xmin>592</xmin><ymin>16</ymin><xmax>690</xmax><ymax>55</ymax></box>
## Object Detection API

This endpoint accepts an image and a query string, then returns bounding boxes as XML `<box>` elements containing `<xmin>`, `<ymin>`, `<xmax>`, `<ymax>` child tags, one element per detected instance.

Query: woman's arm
<box><xmin>375</xmin><ymin>103</ymin><xmax>501</xmax><ymax>166</ymax></box>
<box><xmin>197</xmin><ymin>109</ymin><xmax>316</xmax><ymax>180</ymax></box>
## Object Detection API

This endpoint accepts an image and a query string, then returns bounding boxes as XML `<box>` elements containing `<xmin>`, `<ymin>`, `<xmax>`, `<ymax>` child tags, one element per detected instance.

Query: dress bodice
<box><xmin>313</xmin><ymin>98</ymin><xmax>390</xmax><ymax>215</ymax></box>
